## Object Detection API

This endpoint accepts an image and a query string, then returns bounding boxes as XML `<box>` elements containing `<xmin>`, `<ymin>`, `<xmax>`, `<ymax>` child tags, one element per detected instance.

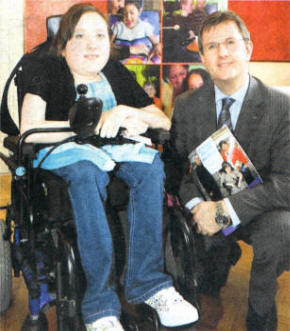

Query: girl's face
<box><xmin>62</xmin><ymin>12</ymin><xmax>110</xmax><ymax>83</ymax></box>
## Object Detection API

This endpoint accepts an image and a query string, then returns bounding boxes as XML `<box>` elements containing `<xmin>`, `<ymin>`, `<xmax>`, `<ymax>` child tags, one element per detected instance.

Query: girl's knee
<box><xmin>66</xmin><ymin>161</ymin><xmax>109</xmax><ymax>186</ymax></box>
<box><xmin>149</xmin><ymin>154</ymin><xmax>165</xmax><ymax>179</ymax></box>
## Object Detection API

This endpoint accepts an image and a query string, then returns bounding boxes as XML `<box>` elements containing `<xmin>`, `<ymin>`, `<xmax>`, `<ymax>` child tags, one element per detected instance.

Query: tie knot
<box><xmin>222</xmin><ymin>97</ymin><xmax>235</xmax><ymax>110</ymax></box>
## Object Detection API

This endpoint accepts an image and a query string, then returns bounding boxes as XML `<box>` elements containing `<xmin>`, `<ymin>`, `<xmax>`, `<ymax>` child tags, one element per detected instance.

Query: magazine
<box><xmin>188</xmin><ymin>125</ymin><xmax>263</xmax><ymax>236</ymax></box>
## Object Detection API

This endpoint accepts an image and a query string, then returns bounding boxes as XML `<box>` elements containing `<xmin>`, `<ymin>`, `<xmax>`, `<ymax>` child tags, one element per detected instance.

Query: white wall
<box><xmin>249</xmin><ymin>62</ymin><xmax>290</xmax><ymax>95</ymax></box>
<box><xmin>0</xmin><ymin>0</ymin><xmax>24</xmax><ymax>173</ymax></box>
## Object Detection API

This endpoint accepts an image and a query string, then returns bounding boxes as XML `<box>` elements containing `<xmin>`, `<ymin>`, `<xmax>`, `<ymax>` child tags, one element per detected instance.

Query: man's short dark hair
<box><xmin>198</xmin><ymin>10</ymin><xmax>250</xmax><ymax>54</ymax></box>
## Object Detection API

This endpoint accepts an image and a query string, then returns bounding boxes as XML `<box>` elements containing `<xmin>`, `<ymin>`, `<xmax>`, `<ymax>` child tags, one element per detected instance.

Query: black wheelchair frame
<box><xmin>0</xmin><ymin>15</ymin><xmax>200</xmax><ymax>331</ymax></box>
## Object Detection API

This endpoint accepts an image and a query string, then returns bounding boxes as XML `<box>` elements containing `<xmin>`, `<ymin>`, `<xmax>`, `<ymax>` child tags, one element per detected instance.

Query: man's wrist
<box><xmin>215</xmin><ymin>201</ymin><xmax>232</xmax><ymax>229</ymax></box>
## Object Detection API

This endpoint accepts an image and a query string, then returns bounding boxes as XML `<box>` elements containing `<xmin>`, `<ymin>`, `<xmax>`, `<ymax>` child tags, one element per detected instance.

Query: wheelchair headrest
<box><xmin>46</xmin><ymin>15</ymin><xmax>62</xmax><ymax>39</ymax></box>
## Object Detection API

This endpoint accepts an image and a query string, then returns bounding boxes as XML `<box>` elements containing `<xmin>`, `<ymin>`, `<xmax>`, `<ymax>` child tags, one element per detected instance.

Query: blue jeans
<box><xmin>52</xmin><ymin>154</ymin><xmax>172</xmax><ymax>324</ymax></box>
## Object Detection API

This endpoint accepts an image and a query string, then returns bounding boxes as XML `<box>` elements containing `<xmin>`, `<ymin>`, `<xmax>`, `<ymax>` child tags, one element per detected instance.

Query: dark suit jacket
<box><xmin>167</xmin><ymin>76</ymin><xmax>290</xmax><ymax>225</ymax></box>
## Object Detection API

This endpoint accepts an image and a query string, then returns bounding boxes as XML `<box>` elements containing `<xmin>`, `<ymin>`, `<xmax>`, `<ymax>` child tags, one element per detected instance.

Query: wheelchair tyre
<box><xmin>0</xmin><ymin>220</ymin><xmax>12</xmax><ymax>312</ymax></box>
<box><xmin>163</xmin><ymin>208</ymin><xmax>199</xmax><ymax>309</ymax></box>
<box><xmin>55</xmin><ymin>231</ymin><xmax>86</xmax><ymax>331</ymax></box>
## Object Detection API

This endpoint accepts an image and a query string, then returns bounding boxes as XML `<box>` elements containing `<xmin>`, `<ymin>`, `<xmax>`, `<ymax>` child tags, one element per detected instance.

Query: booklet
<box><xmin>188</xmin><ymin>125</ymin><xmax>263</xmax><ymax>236</ymax></box>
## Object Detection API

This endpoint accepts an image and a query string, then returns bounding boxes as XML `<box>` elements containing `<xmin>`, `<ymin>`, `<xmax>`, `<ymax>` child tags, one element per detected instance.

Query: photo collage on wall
<box><xmin>107</xmin><ymin>0</ymin><xmax>226</xmax><ymax>119</ymax></box>
<box><xmin>25</xmin><ymin>0</ymin><xmax>227</xmax><ymax>120</ymax></box>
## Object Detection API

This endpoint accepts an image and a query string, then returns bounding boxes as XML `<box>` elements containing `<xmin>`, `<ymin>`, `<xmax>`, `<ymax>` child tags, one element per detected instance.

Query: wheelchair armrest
<box><xmin>3</xmin><ymin>135</ymin><xmax>37</xmax><ymax>159</ymax></box>
<box><xmin>145</xmin><ymin>128</ymin><xmax>170</xmax><ymax>145</ymax></box>
<box><xmin>3</xmin><ymin>135</ymin><xmax>19</xmax><ymax>153</ymax></box>
<box><xmin>3</xmin><ymin>128</ymin><xmax>72</xmax><ymax>168</ymax></box>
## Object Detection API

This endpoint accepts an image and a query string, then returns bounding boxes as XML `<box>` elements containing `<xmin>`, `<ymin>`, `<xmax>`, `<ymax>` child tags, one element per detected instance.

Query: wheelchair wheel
<box><xmin>121</xmin><ymin>303</ymin><xmax>159</xmax><ymax>331</ymax></box>
<box><xmin>164</xmin><ymin>207</ymin><xmax>199</xmax><ymax>309</ymax></box>
<box><xmin>0</xmin><ymin>220</ymin><xmax>12</xmax><ymax>312</ymax></box>
<box><xmin>54</xmin><ymin>226</ymin><xmax>86</xmax><ymax>331</ymax></box>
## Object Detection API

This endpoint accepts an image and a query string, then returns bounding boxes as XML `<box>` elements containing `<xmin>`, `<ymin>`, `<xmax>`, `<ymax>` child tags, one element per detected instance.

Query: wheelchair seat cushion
<box><xmin>34</xmin><ymin>170</ymin><xmax>129</xmax><ymax>223</ymax></box>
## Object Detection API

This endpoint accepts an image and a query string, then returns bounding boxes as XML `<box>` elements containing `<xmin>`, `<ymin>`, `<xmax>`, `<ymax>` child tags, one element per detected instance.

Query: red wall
<box><xmin>25</xmin><ymin>1</ymin><xmax>290</xmax><ymax>61</ymax></box>
<box><xmin>228</xmin><ymin>0</ymin><xmax>290</xmax><ymax>61</ymax></box>
<box><xmin>24</xmin><ymin>0</ymin><xmax>108</xmax><ymax>52</ymax></box>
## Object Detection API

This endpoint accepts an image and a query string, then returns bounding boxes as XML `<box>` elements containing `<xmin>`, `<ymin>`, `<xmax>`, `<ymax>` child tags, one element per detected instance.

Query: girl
<box><xmin>20</xmin><ymin>4</ymin><xmax>198</xmax><ymax>330</ymax></box>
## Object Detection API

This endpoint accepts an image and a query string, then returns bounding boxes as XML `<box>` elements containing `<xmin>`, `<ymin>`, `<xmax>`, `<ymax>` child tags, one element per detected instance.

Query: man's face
<box><xmin>200</xmin><ymin>21</ymin><xmax>253</xmax><ymax>91</ymax></box>
<box><xmin>169</xmin><ymin>65</ymin><xmax>187</xmax><ymax>91</ymax></box>
<box><xmin>124</xmin><ymin>4</ymin><xmax>140</xmax><ymax>29</ymax></box>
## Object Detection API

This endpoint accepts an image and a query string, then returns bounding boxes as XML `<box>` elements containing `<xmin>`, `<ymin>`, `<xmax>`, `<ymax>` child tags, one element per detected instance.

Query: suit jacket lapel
<box><xmin>234</xmin><ymin>76</ymin><xmax>266</xmax><ymax>151</ymax></box>
<box><xmin>195</xmin><ymin>83</ymin><xmax>217</xmax><ymax>140</ymax></box>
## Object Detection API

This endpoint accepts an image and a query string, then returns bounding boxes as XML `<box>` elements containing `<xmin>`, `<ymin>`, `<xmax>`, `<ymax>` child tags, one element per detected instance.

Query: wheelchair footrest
<box><xmin>57</xmin><ymin>298</ymin><xmax>77</xmax><ymax>318</ymax></box>
<box><xmin>120</xmin><ymin>302</ymin><xmax>159</xmax><ymax>331</ymax></box>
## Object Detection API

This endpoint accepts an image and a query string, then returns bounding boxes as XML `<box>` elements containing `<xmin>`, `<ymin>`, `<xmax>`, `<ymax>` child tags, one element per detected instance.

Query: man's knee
<box><xmin>248</xmin><ymin>210</ymin><xmax>290</xmax><ymax>271</ymax></box>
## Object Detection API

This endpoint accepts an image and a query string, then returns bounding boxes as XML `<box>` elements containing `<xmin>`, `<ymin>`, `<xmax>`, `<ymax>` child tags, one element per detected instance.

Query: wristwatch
<box><xmin>215</xmin><ymin>202</ymin><xmax>232</xmax><ymax>229</ymax></box>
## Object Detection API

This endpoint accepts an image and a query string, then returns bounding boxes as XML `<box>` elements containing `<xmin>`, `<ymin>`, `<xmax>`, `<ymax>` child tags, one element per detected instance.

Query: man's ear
<box><xmin>246</xmin><ymin>40</ymin><xmax>253</xmax><ymax>61</ymax></box>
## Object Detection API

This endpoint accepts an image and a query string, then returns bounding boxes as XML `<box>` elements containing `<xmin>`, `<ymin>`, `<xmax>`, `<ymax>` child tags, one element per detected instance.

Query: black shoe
<box><xmin>246</xmin><ymin>304</ymin><xmax>277</xmax><ymax>331</ymax></box>
<box><xmin>229</xmin><ymin>242</ymin><xmax>242</xmax><ymax>266</ymax></box>
<box><xmin>21</xmin><ymin>312</ymin><xmax>48</xmax><ymax>331</ymax></box>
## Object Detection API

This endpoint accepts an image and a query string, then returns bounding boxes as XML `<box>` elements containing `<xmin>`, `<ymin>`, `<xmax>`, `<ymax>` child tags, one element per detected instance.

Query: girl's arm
<box><xmin>96</xmin><ymin>103</ymin><xmax>171</xmax><ymax>138</ymax></box>
<box><xmin>20</xmin><ymin>93</ymin><xmax>73</xmax><ymax>143</ymax></box>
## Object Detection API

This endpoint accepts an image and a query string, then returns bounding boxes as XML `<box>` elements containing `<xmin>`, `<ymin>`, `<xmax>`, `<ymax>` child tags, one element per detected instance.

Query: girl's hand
<box><xmin>122</xmin><ymin>117</ymin><xmax>148</xmax><ymax>137</ymax></box>
<box><xmin>96</xmin><ymin>106</ymin><xmax>127</xmax><ymax>138</ymax></box>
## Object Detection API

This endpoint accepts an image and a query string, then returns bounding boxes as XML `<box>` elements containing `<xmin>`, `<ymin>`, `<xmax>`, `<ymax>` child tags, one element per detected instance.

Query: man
<box><xmin>167</xmin><ymin>10</ymin><xmax>290</xmax><ymax>330</ymax></box>
<box><xmin>162</xmin><ymin>64</ymin><xmax>188</xmax><ymax>119</ymax></box>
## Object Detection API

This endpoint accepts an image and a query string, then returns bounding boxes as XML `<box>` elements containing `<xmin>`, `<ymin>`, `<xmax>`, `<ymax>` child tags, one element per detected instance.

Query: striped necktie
<box><xmin>217</xmin><ymin>97</ymin><xmax>235</xmax><ymax>131</ymax></box>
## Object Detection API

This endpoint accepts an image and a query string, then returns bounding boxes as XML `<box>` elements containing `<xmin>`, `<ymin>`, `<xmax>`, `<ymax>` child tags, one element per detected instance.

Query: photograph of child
<box><xmin>162</xmin><ymin>0</ymin><xmax>219</xmax><ymax>63</ymax></box>
<box><xmin>111</xmin><ymin>0</ymin><xmax>161</xmax><ymax>64</ymax></box>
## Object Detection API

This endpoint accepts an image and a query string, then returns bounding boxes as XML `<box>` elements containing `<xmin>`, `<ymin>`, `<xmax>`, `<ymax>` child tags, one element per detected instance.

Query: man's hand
<box><xmin>191</xmin><ymin>201</ymin><xmax>225</xmax><ymax>236</ymax></box>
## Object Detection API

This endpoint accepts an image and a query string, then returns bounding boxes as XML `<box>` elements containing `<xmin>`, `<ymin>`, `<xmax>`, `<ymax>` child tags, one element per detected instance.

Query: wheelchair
<box><xmin>0</xmin><ymin>15</ymin><xmax>200</xmax><ymax>331</ymax></box>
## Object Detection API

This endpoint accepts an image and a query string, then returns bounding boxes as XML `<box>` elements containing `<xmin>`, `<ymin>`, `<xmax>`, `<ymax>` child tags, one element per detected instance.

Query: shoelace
<box><xmin>147</xmin><ymin>288</ymin><xmax>184</xmax><ymax>312</ymax></box>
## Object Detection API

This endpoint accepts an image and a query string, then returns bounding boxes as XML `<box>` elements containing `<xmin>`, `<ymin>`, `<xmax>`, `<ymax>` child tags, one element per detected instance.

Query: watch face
<box><xmin>215</xmin><ymin>215</ymin><xmax>229</xmax><ymax>227</ymax></box>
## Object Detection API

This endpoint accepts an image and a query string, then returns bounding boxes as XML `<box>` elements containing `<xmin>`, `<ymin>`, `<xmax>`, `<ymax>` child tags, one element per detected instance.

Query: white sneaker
<box><xmin>85</xmin><ymin>316</ymin><xmax>124</xmax><ymax>331</ymax></box>
<box><xmin>145</xmin><ymin>287</ymin><xmax>199</xmax><ymax>327</ymax></box>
